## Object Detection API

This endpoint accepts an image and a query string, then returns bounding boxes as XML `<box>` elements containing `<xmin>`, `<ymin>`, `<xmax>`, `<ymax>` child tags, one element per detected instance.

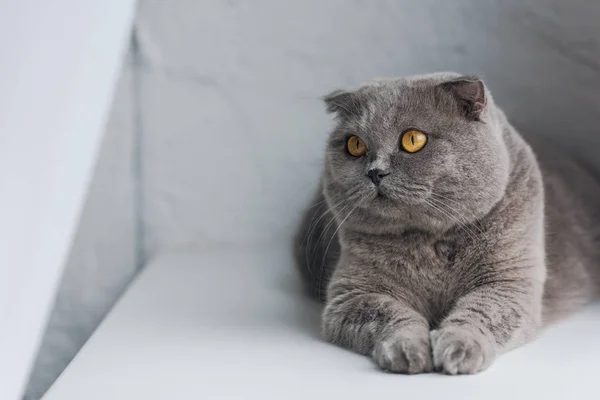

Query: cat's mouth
<box><xmin>371</xmin><ymin>184</ymin><xmax>430</xmax><ymax>206</ymax></box>
<box><xmin>372</xmin><ymin>187</ymin><xmax>403</xmax><ymax>204</ymax></box>
<box><xmin>372</xmin><ymin>186</ymin><xmax>395</xmax><ymax>202</ymax></box>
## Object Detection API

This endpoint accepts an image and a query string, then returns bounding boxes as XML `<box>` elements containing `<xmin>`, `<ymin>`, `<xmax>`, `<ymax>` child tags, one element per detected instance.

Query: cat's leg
<box><xmin>431</xmin><ymin>281</ymin><xmax>542</xmax><ymax>375</ymax></box>
<box><xmin>323</xmin><ymin>292</ymin><xmax>432</xmax><ymax>374</ymax></box>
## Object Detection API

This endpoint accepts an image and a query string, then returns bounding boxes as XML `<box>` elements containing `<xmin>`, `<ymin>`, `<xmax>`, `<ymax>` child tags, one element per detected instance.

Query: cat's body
<box><xmin>532</xmin><ymin>138</ymin><xmax>600</xmax><ymax>321</ymax></box>
<box><xmin>294</xmin><ymin>73</ymin><xmax>600</xmax><ymax>374</ymax></box>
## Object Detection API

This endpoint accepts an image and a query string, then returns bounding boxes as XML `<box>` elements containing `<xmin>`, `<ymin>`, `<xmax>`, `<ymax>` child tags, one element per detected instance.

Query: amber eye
<box><xmin>401</xmin><ymin>129</ymin><xmax>427</xmax><ymax>153</ymax></box>
<box><xmin>347</xmin><ymin>135</ymin><xmax>367</xmax><ymax>157</ymax></box>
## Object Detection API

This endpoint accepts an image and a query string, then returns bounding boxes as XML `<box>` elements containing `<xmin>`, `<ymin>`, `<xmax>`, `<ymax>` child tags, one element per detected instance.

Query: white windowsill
<box><xmin>44</xmin><ymin>248</ymin><xmax>600</xmax><ymax>399</ymax></box>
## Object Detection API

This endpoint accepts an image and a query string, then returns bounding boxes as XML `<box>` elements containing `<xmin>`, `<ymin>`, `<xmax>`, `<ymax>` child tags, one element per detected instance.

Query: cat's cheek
<box><xmin>430</xmin><ymin>326</ymin><xmax>496</xmax><ymax>375</ymax></box>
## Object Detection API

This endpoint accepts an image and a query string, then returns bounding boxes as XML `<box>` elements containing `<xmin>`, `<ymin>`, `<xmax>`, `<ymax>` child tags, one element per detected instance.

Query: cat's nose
<box><xmin>367</xmin><ymin>168</ymin><xmax>389</xmax><ymax>185</ymax></box>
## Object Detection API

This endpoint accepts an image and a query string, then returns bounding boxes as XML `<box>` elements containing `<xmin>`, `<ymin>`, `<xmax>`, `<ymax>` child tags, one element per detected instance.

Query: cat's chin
<box><xmin>358</xmin><ymin>191</ymin><xmax>458</xmax><ymax>230</ymax></box>
<box><xmin>369</xmin><ymin>190</ymin><xmax>424</xmax><ymax>207</ymax></box>
<box><xmin>351</xmin><ymin>204</ymin><xmax>454</xmax><ymax>235</ymax></box>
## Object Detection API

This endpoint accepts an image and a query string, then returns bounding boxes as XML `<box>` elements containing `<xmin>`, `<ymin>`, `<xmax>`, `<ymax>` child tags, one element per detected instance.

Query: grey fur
<box><xmin>294</xmin><ymin>72</ymin><xmax>600</xmax><ymax>374</ymax></box>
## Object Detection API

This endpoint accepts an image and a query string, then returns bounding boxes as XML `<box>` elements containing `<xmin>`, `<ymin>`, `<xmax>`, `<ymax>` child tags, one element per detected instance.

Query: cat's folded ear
<box><xmin>440</xmin><ymin>76</ymin><xmax>487</xmax><ymax>120</ymax></box>
<box><xmin>323</xmin><ymin>89</ymin><xmax>360</xmax><ymax>118</ymax></box>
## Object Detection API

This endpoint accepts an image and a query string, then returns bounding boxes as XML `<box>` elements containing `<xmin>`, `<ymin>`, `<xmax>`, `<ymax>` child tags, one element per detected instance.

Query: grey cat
<box><xmin>294</xmin><ymin>72</ymin><xmax>600</xmax><ymax>374</ymax></box>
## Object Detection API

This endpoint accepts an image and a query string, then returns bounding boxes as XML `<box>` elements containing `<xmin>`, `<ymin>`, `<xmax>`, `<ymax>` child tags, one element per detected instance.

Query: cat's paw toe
<box><xmin>430</xmin><ymin>326</ymin><xmax>495</xmax><ymax>375</ymax></box>
<box><xmin>373</xmin><ymin>330</ymin><xmax>433</xmax><ymax>374</ymax></box>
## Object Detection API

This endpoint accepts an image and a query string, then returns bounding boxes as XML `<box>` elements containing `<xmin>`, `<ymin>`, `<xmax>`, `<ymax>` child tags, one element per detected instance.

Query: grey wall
<box><xmin>27</xmin><ymin>0</ymin><xmax>600</xmax><ymax>398</ymax></box>
<box><xmin>136</xmin><ymin>0</ymin><xmax>600</xmax><ymax>255</ymax></box>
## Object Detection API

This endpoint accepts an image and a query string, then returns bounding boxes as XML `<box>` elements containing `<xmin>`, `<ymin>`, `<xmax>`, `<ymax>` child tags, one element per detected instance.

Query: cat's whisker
<box><xmin>429</xmin><ymin>192</ymin><xmax>485</xmax><ymax>235</ymax></box>
<box><xmin>437</xmin><ymin>210</ymin><xmax>481</xmax><ymax>244</ymax></box>
<box><xmin>303</xmin><ymin>203</ymin><xmax>333</xmax><ymax>272</ymax></box>
<box><xmin>304</xmin><ymin>187</ymin><xmax>363</xmax><ymax>274</ymax></box>
<box><xmin>308</xmin><ymin>200</ymin><xmax>356</xmax><ymax>274</ymax></box>
<box><xmin>308</xmin><ymin>190</ymin><xmax>364</xmax><ymax>279</ymax></box>
<box><xmin>305</xmin><ymin>198</ymin><xmax>327</xmax><ymax>210</ymax></box>
<box><xmin>305</xmin><ymin>212</ymin><xmax>340</xmax><ymax>276</ymax></box>
<box><xmin>317</xmin><ymin>203</ymin><xmax>359</xmax><ymax>300</ymax></box>
<box><xmin>424</xmin><ymin>198</ymin><xmax>479</xmax><ymax>244</ymax></box>
<box><xmin>304</xmin><ymin>201</ymin><xmax>338</xmax><ymax>246</ymax></box>
<box><xmin>427</xmin><ymin>195</ymin><xmax>483</xmax><ymax>235</ymax></box>
<box><xmin>303</xmin><ymin>195</ymin><xmax>350</xmax><ymax>255</ymax></box>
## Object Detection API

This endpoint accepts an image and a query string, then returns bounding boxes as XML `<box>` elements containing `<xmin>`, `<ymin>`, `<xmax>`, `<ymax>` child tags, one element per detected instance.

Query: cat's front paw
<box><xmin>430</xmin><ymin>326</ymin><xmax>496</xmax><ymax>375</ymax></box>
<box><xmin>373</xmin><ymin>329</ymin><xmax>433</xmax><ymax>374</ymax></box>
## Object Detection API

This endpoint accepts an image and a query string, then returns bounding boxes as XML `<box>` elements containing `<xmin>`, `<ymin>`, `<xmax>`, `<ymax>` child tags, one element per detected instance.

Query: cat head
<box><xmin>322</xmin><ymin>72</ymin><xmax>511</xmax><ymax>234</ymax></box>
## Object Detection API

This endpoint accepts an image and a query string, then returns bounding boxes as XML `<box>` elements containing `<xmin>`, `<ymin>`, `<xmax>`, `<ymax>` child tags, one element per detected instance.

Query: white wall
<box><xmin>136</xmin><ymin>0</ymin><xmax>600</xmax><ymax>254</ymax></box>
<box><xmin>24</xmin><ymin>63</ymin><xmax>137</xmax><ymax>400</ymax></box>
<box><xmin>27</xmin><ymin>0</ymin><xmax>600</xmax><ymax>397</ymax></box>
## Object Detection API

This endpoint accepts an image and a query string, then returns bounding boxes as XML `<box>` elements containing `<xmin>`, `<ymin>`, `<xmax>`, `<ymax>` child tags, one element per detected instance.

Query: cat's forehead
<box><xmin>358</xmin><ymin>78</ymin><xmax>444</xmax><ymax>108</ymax></box>
<box><xmin>349</xmin><ymin>83</ymin><xmax>456</xmax><ymax>135</ymax></box>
